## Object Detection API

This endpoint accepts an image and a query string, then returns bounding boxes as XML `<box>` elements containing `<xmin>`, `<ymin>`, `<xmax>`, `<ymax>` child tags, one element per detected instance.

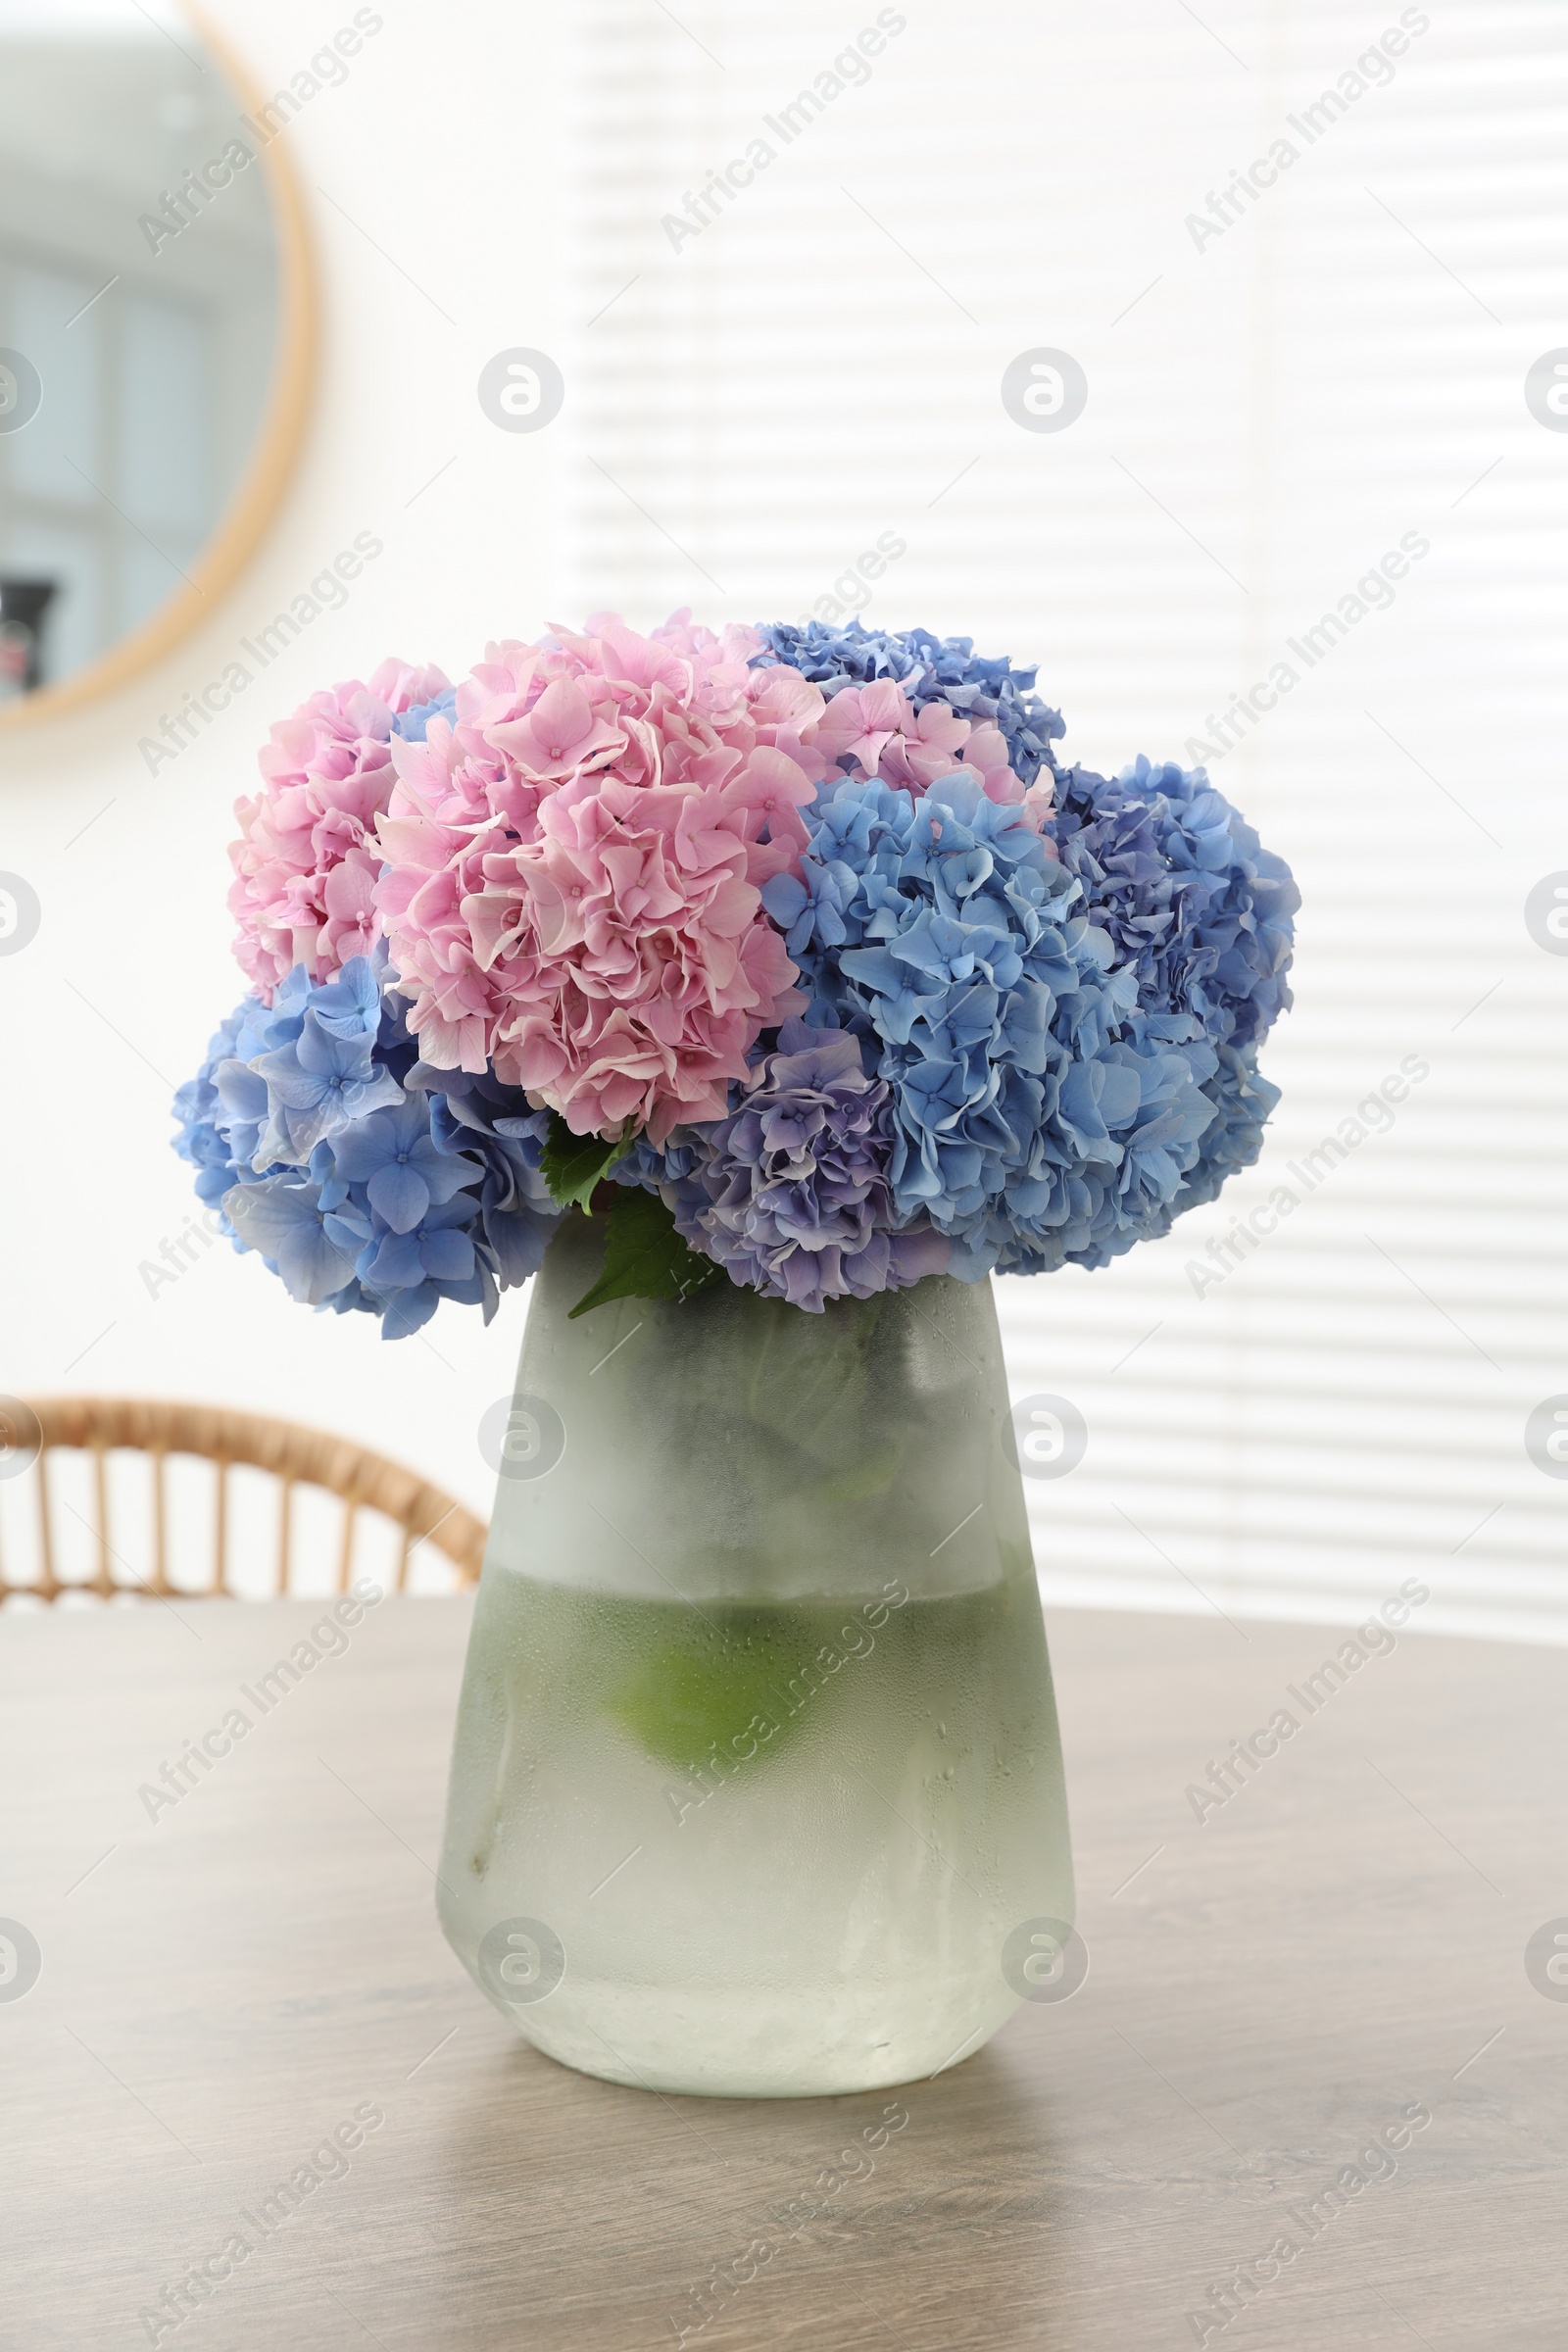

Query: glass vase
<box><xmin>436</xmin><ymin>1212</ymin><xmax>1075</xmax><ymax>2098</ymax></box>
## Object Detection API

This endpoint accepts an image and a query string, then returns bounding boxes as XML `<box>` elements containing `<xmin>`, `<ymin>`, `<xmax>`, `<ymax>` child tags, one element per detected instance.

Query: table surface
<box><xmin>2</xmin><ymin>1592</ymin><xmax>1564</xmax><ymax>2352</ymax></box>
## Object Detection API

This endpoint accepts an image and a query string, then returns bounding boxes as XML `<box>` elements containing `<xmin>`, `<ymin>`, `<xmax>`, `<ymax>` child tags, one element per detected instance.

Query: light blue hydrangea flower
<box><xmin>172</xmin><ymin>956</ymin><xmax>561</xmax><ymax>1338</ymax></box>
<box><xmin>393</xmin><ymin>687</ymin><xmax>457</xmax><ymax>743</ymax></box>
<box><xmin>329</xmin><ymin>1094</ymin><xmax>477</xmax><ymax>1234</ymax></box>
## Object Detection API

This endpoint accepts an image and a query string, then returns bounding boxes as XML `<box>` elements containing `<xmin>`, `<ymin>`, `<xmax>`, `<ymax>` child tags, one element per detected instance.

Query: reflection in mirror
<box><xmin>0</xmin><ymin>0</ymin><xmax>306</xmax><ymax>714</ymax></box>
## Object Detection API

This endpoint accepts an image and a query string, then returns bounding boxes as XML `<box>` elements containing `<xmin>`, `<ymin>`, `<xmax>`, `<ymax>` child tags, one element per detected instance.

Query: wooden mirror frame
<box><xmin>0</xmin><ymin>1</ymin><xmax>318</xmax><ymax>731</ymax></box>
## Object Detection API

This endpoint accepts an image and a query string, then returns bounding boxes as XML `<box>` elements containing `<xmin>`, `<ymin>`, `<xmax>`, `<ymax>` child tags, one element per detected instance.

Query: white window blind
<box><xmin>552</xmin><ymin>0</ymin><xmax>1568</xmax><ymax>1642</ymax></box>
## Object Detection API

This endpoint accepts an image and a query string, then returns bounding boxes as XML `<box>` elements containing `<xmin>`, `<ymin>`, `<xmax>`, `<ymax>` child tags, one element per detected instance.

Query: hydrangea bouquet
<box><xmin>174</xmin><ymin>614</ymin><xmax>1297</xmax><ymax>1336</ymax></box>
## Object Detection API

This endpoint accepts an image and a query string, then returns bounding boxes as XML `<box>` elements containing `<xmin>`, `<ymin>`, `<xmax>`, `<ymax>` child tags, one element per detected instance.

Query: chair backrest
<box><xmin>0</xmin><ymin>1396</ymin><xmax>486</xmax><ymax>1604</ymax></box>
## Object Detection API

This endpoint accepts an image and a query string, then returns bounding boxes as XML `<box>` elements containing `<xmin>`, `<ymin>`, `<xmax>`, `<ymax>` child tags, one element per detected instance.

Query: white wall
<box><xmin>2</xmin><ymin>0</ymin><xmax>1565</xmax><ymax>1640</ymax></box>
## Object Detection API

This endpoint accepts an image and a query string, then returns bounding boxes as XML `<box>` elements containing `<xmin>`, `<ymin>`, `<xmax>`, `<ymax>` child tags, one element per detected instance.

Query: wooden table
<box><xmin>2</xmin><ymin>1595</ymin><xmax>1563</xmax><ymax>2350</ymax></box>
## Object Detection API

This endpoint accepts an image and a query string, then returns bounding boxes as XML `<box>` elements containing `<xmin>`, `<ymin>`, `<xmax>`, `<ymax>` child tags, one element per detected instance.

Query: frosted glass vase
<box><xmin>437</xmin><ymin>1212</ymin><xmax>1075</xmax><ymax>2098</ymax></box>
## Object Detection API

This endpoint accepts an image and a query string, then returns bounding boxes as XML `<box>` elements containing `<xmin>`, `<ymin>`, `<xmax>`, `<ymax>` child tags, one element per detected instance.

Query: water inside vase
<box><xmin>438</xmin><ymin>1556</ymin><xmax>1072</xmax><ymax>2096</ymax></box>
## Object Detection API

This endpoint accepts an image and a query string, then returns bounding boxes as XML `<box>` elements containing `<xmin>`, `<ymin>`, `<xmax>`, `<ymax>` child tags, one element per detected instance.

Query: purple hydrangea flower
<box><xmin>655</xmin><ymin>1019</ymin><xmax>949</xmax><ymax>1311</ymax></box>
<box><xmin>1049</xmin><ymin>754</ymin><xmax>1298</xmax><ymax>1052</ymax></box>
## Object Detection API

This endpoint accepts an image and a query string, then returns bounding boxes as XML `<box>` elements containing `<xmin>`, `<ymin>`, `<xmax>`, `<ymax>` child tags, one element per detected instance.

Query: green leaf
<box><xmin>539</xmin><ymin>1111</ymin><xmax>630</xmax><ymax>1212</ymax></box>
<box><xmin>816</xmin><ymin>1441</ymin><xmax>901</xmax><ymax>1505</ymax></box>
<box><xmin>568</xmin><ymin>1187</ymin><xmax>726</xmax><ymax>1319</ymax></box>
<box><xmin>606</xmin><ymin>1610</ymin><xmax>812</xmax><ymax>1771</ymax></box>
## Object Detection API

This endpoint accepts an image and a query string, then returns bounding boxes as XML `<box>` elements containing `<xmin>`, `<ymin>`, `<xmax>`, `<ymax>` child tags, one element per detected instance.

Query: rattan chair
<box><xmin>0</xmin><ymin>1396</ymin><xmax>486</xmax><ymax>1604</ymax></box>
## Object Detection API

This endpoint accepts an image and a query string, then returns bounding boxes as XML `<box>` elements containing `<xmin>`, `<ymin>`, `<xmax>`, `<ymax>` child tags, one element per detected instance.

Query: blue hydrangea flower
<box><xmin>616</xmin><ymin>746</ymin><xmax>1294</xmax><ymax>1291</ymax></box>
<box><xmin>172</xmin><ymin>956</ymin><xmax>562</xmax><ymax>1338</ymax></box>
<box><xmin>752</xmin><ymin>620</ymin><xmax>1065</xmax><ymax>786</ymax></box>
<box><xmin>1045</xmin><ymin>754</ymin><xmax>1298</xmax><ymax>1220</ymax></box>
<box><xmin>223</xmin><ymin>1176</ymin><xmax>364</xmax><ymax>1306</ymax></box>
<box><xmin>172</xmin><ymin>1004</ymin><xmax>253</xmax><ymax>1213</ymax></box>
<box><xmin>413</xmin><ymin>1063</ymin><xmax>560</xmax><ymax>1290</ymax></box>
<box><xmin>760</xmin><ymin>770</ymin><xmax>1225</xmax><ymax>1279</ymax></box>
<box><xmin>392</xmin><ymin>687</ymin><xmax>457</xmax><ymax>742</ymax></box>
<box><xmin>342</xmin><ymin>1194</ymin><xmax>478</xmax><ymax>1292</ymax></box>
<box><xmin>252</xmin><ymin>1014</ymin><xmax>403</xmax><ymax>1160</ymax></box>
<box><xmin>1166</xmin><ymin>1041</ymin><xmax>1283</xmax><ymax>1219</ymax></box>
<box><xmin>612</xmin><ymin>767</ymin><xmax>1263</xmax><ymax>1286</ymax></box>
<box><xmin>1049</xmin><ymin>754</ymin><xmax>1298</xmax><ymax>1051</ymax></box>
<box><xmin>330</xmin><ymin>1094</ymin><xmax>478</xmax><ymax>1233</ymax></box>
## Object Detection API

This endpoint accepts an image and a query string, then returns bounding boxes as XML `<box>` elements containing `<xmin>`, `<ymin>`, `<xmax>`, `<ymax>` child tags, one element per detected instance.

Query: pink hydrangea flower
<box><xmin>228</xmin><ymin>659</ymin><xmax>451</xmax><ymax>1000</ymax></box>
<box><xmin>376</xmin><ymin>614</ymin><xmax>821</xmax><ymax>1142</ymax></box>
<box><xmin>809</xmin><ymin>677</ymin><xmax>1033</xmax><ymax>807</ymax></box>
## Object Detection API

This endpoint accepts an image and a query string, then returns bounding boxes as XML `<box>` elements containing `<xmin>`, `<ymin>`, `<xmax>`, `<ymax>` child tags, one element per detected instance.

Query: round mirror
<box><xmin>0</xmin><ymin>0</ymin><xmax>313</xmax><ymax>723</ymax></box>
